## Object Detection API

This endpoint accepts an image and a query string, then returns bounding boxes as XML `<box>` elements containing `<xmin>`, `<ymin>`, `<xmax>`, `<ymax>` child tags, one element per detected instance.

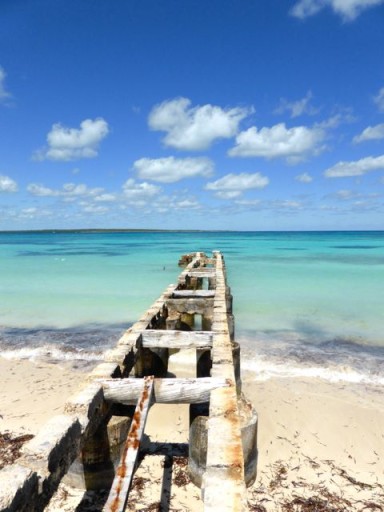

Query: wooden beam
<box><xmin>103</xmin><ymin>376</ymin><xmax>154</xmax><ymax>512</ymax></box>
<box><xmin>185</xmin><ymin>269</ymin><xmax>216</xmax><ymax>277</ymax></box>
<box><xmin>141</xmin><ymin>329</ymin><xmax>213</xmax><ymax>349</ymax></box>
<box><xmin>101</xmin><ymin>377</ymin><xmax>229</xmax><ymax>405</ymax></box>
<box><xmin>172</xmin><ymin>290</ymin><xmax>215</xmax><ymax>298</ymax></box>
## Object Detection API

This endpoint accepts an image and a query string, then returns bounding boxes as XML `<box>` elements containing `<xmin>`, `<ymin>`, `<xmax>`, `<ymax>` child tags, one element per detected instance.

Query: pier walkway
<box><xmin>0</xmin><ymin>251</ymin><xmax>258</xmax><ymax>511</ymax></box>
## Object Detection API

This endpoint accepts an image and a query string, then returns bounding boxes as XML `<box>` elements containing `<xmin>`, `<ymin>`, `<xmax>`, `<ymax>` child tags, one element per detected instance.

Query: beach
<box><xmin>243</xmin><ymin>373</ymin><xmax>384</xmax><ymax>510</ymax></box>
<box><xmin>1</xmin><ymin>355</ymin><xmax>383</xmax><ymax>511</ymax></box>
<box><xmin>1</xmin><ymin>231</ymin><xmax>384</xmax><ymax>509</ymax></box>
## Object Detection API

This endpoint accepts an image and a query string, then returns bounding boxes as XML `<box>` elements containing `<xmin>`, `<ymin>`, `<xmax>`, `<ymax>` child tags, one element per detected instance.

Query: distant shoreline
<box><xmin>1</xmin><ymin>228</ymin><xmax>384</xmax><ymax>234</ymax></box>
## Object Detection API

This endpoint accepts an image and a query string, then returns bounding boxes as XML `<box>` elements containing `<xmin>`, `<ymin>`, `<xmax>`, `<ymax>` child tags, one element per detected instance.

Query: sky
<box><xmin>1</xmin><ymin>0</ymin><xmax>384</xmax><ymax>231</ymax></box>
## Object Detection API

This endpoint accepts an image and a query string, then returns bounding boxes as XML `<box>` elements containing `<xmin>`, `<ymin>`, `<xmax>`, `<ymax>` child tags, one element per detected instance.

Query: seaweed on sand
<box><xmin>0</xmin><ymin>431</ymin><xmax>34</xmax><ymax>469</ymax></box>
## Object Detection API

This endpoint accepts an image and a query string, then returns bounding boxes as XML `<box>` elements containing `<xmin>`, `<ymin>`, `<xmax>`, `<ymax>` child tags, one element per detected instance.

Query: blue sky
<box><xmin>1</xmin><ymin>0</ymin><xmax>384</xmax><ymax>231</ymax></box>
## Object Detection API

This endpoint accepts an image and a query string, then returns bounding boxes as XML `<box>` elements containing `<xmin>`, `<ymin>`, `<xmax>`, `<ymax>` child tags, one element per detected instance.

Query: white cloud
<box><xmin>148</xmin><ymin>97</ymin><xmax>251</xmax><ymax>150</ymax></box>
<box><xmin>172</xmin><ymin>199</ymin><xmax>201</xmax><ymax>210</ymax></box>
<box><xmin>0</xmin><ymin>66</ymin><xmax>11</xmax><ymax>103</ymax></box>
<box><xmin>324</xmin><ymin>154</ymin><xmax>384</xmax><ymax>177</ymax></box>
<box><xmin>122</xmin><ymin>178</ymin><xmax>161</xmax><ymax>202</ymax></box>
<box><xmin>205</xmin><ymin>172</ymin><xmax>269</xmax><ymax>198</ymax></box>
<box><xmin>353</xmin><ymin>123</ymin><xmax>384</xmax><ymax>143</ymax></box>
<box><xmin>234</xmin><ymin>198</ymin><xmax>262</xmax><ymax>206</ymax></box>
<box><xmin>295</xmin><ymin>172</ymin><xmax>313</xmax><ymax>183</ymax></box>
<box><xmin>21</xmin><ymin>207</ymin><xmax>38</xmax><ymax>216</ymax></box>
<box><xmin>82</xmin><ymin>204</ymin><xmax>109</xmax><ymax>214</ymax></box>
<box><xmin>290</xmin><ymin>0</ymin><xmax>384</xmax><ymax>21</ymax></box>
<box><xmin>0</xmin><ymin>175</ymin><xmax>18</xmax><ymax>192</ymax></box>
<box><xmin>274</xmin><ymin>91</ymin><xmax>318</xmax><ymax>118</ymax></box>
<box><xmin>27</xmin><ymin>184</ymin><xmax>59</xmax><ymax>197</ymax></box>
<box><xmin>133</xmin><ymin>156</ymin><xmax>214</xmax><ymax>183</ymax></box>
<box><xmin>316</xmin><ymin>108</ymin><xmax>355</xmax><ymax>129</ymax></box>
<box><xmin>276</xmin><ymin>200</ymin><xmax>303</xmax><ymax>209</ymax></box>
<box><xmin>158</xmin><ymin>197</ymin><xmax>202</xmax><ymax>211</ymax></box>
<box><xmin>94</xmin><ymin>193</ymin><xmax>117</xmax><ymax>202</ymax></box>
<box><xmin>228</xmin><ymin>123</ymin><xmax>325</xmax><ymax>162</ymax></box>
<box><xmin>27</xmin><ymin>182</ymin><xmax>103</xmax><ymax>197</ymax></box>
<box><xmin>373</xmin><ymin>87</ymin><xmax>384</xmax><ymax>112</ymax></box>
<box><xmin>335</xmin><ymin>189</ymin><xmax>355</xmax><ymax>199</ymax></box>
<box><xmin>62</xmin><ymin>183</ymin><xmax>103</xmax><ymax>196</ymax></box>
<box><xmin>33</xmin><ymin>118</ymin><xmax>109</xmax><ymax>161</ymax></box>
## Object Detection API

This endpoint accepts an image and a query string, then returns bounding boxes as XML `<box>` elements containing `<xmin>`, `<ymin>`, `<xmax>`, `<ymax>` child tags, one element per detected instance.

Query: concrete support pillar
<box><xmin>64</xmin><ymin>414</ymin><xmax>132</xmax><ymax>491</ymax></box>
<box><xmin>226</xmin><ymin>291</ymin><xmax>233</xmax><ymax>314</ymax></box>
<box><xmin>180</xmin><ymin>312</ymin><xmax>195</xmax><ymax>329</ymax></box>
<box><xmin>227</xmin><ymin>313</ymin><xmax>235</xmax><ymax>341</ymax></box>
<box><xmin>135</xmin><ymin>347</ymin><xmax>169</xmax><ymax>377</ymax></box>
<box><xmin>188</xmin><ymin>403</ymin><xmax>209</xmax><ymax>487</ymax></box>
<box><xmin>196</xmin><ymin>349</ymin><xmax>212</xmax><ymax>378</ymax></box>
<box><xmin>231</xmin><ymin>341</ymin><xmax>242</xmax><ymax>396</ymax></box>
<box><xmin>188</xmin><ymin>395</ymin><xmax>258</xmax><ymax>488</ymax></box>
<box><xmin>202</xmin><ymin>315</ymin><xmax>212</xmax><ymax>331</ymax></box>
<box><xmin>166</xmin><ymin>313</ymin><xmax>181</xmax><ymax>330</ymax></box>
<box><xmin>208</xmin><ymin>277</ymin><xmax>216</xmax><ymax>290</ymax></box>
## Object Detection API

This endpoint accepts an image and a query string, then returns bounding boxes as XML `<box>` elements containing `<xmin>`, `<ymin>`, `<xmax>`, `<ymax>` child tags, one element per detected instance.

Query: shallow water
<box><xmin>1</xmin><ymin>230</ymin><xmax>383</xmax><ymax>385</ymax></box>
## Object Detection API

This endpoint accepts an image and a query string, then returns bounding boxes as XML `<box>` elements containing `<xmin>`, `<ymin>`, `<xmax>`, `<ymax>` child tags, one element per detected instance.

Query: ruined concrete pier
<box><xmin>0</xmin><ymin>251</ymin><xmax>258</xmax><ymax>512</ymax></box>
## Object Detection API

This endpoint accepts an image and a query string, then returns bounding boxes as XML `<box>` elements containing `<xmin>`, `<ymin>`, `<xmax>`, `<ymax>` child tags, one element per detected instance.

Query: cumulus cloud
<box><xmin>295</xmin><ymin>172</ymin><xmax>313</xmax><ymax>183</ymax></box>
<box><xmin>290</xmin><ymin>0</ymin><xmax>384</xmax><ymax>21</ymax></box>
<box><xmin>148</xmin><ymin>97</ymin><xmax>251</xmax><ymax>150</ymax></box>
<box><xmin>335</xmin><ymin>189</ymin><xmax>356</xmax><ymax>199</ymax></box>
<box><xmin>228</xmin><ymin>123</ymin><xmax>325</xmax><ymax>162</ymax></box>
<box><xmin>172</xmin><ymin>199</ymin><xmax>201</xmax><ymax>210</ymax></box>
<box><xmin>122</xmin><ymin>178</ymin><xmax>161</xmax><ymax>202</ymax></box>
<box><xmin>82</xmin><ymin>204</ymin><xmax>109</xmax><ymax>214</ymax></box>
<box><xmin>373</xmin><ymin>87</ymin><xmax>384</xmax><ymax>112</ymax></box>
<box><xmin>94</xmin><ymin>193</ymin><xmax>117</xmax><ymax>202</ymax></box>
<box><xmin>27</xmin><ymin>182</ymin><xmax>103</xmax><ymax>197</ymax></box>
<box><xmin>20</xmin><ymin>207</ymin><xmax>39</xmax><ymax>217</ymax></box>
<box><xmin>324</xmin><ymin>154</ymin><xmax>384</xmax><ymax>177</ymax></box>
<box><xmin>274</xmin><ymin>91</ymin><xmax>318</xmax><ymax>118</ymax></box>
<box><xmin>133</xmin><ymin>156</ymin><xmax>214</xmax><ymax>183</ymax></box>
<box><xmin>205</xmin><ymin>172</ymin><xmax>269</xmax><ymax>198</ymax></box>
<box><xmin>0</xmin><ymin>66</ymin><xmax>11</xmax><ymax>103</ymax></box>
<box><xmin>157</xmin><ymin>197</ymin><xmax>202</xmax><ymax>212</ymax></box>
<box><xmin>274</xmin><ymin>200</ymin><xmax>303</xmax><ymax>210</ymax></box>
<box><xmin>0</xmin><ymin>175</ymin><xmax>18</xmax><ymax>192</ymax></box>
<box><xmin>353</xmin><ymin>123</ymin><xmax>384</xmax><ymax>143</ymax></box>
<box><xmin>33</xmin><ymin>118</ymin><xmax>109</xmax><ymax>161</ymax></box>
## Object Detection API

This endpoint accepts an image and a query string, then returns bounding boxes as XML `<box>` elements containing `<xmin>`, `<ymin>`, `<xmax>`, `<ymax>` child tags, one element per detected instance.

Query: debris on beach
<box><xmin>247</xmin><ymin>457</ymin><xmax>384</xmax><ymax>512</ymax></box>
<box><xmin>0</xmin><ymin>431</ymin><xmax>34</xmax><ymax>470</ymax></box>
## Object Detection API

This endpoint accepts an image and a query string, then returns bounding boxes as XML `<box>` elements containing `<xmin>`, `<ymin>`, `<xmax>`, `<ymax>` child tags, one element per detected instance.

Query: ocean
<box><xmin>1</xmin><ymin>230</ymin><xmax>383</xmax><ymax>386</ymax></box>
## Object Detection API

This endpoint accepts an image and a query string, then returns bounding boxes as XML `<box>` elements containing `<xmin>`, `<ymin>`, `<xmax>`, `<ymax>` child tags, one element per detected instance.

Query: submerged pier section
<box><xmin>0</xmin><ymin>251</ymin><xmax>258</xmax><ymax>512</ymax></box>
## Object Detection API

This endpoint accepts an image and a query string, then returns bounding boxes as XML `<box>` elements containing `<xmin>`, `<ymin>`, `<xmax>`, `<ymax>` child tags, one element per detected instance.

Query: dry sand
<box><xmin>0</xmin><ymin>357</ymin><xmax>87</xmax><ymax>436</ymax></box>
<box><xmin>1</xmin><ymin>355</ymin><xmax>383</xmax><ymax>511</ymax></box>
<box><xmin>243</xmin><ymin>373</ymin><xmax>384</xmax><ymax>510</ymax></box>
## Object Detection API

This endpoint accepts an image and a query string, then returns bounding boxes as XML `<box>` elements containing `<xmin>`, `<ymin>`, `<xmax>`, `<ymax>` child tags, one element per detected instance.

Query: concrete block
<box><xmin>0</xmin><ymin>465</ymin><xmax>38</xmax><ymax>512</ymax></box>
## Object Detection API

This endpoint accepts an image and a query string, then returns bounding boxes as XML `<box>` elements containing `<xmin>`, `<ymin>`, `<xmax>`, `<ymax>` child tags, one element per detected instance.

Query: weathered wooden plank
<box><xmin>103</xmin><ymin>376</ymin><xmax>154</xmax><ymax>512</ymax></box>
<box><xmin>185</xmin><ymin>268</ymin><xmax>215</xmax><ymax>277</ymax></box>
<box><xmin>101</xmin><ymin>377</ymin><xmax>229</xmax><ymax>405</ymax></box>
<box><xmin>141</xmin><ymin>329</ymin><xmax>213</xmax><ymax>349</ymax></box>
<box><xmin>172</xmin><ymin>290</ymin><xmax>215</xmax><ymax>298</ymax></box>
<box><xmin>166</xmin><ymin>297</ymin><xmax>214</xmax><ymax>315</ymax></box>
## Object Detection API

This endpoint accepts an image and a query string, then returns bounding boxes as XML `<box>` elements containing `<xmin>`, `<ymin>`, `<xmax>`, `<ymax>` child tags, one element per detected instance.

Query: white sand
<box><xmin>0</xmin><ymin>357</ymin><xmax>86</xmax><ymax>436</ymax></box>
<box><xmin>1</xmin><ymin>356</ymin><xmax>383</xmax><ymax>510</ymax></box>
<box><xmin>243</xmin><ymin>373</ymin><xmax>384</xmax><ymax>510</ymax></box>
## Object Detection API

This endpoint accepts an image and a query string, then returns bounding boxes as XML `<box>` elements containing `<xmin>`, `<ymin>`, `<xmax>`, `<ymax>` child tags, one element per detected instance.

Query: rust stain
<box><xmin>107</xmin><ymin>376</ymin><xmax>153</xmax><ymax>512</ymax></box>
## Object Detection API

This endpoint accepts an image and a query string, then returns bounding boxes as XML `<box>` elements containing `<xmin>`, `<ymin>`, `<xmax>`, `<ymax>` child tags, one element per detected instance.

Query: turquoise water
<box><xmin>1</xmin><ymin>230</ymin><xmax>383</xmax><ymax>384</ymax></box>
